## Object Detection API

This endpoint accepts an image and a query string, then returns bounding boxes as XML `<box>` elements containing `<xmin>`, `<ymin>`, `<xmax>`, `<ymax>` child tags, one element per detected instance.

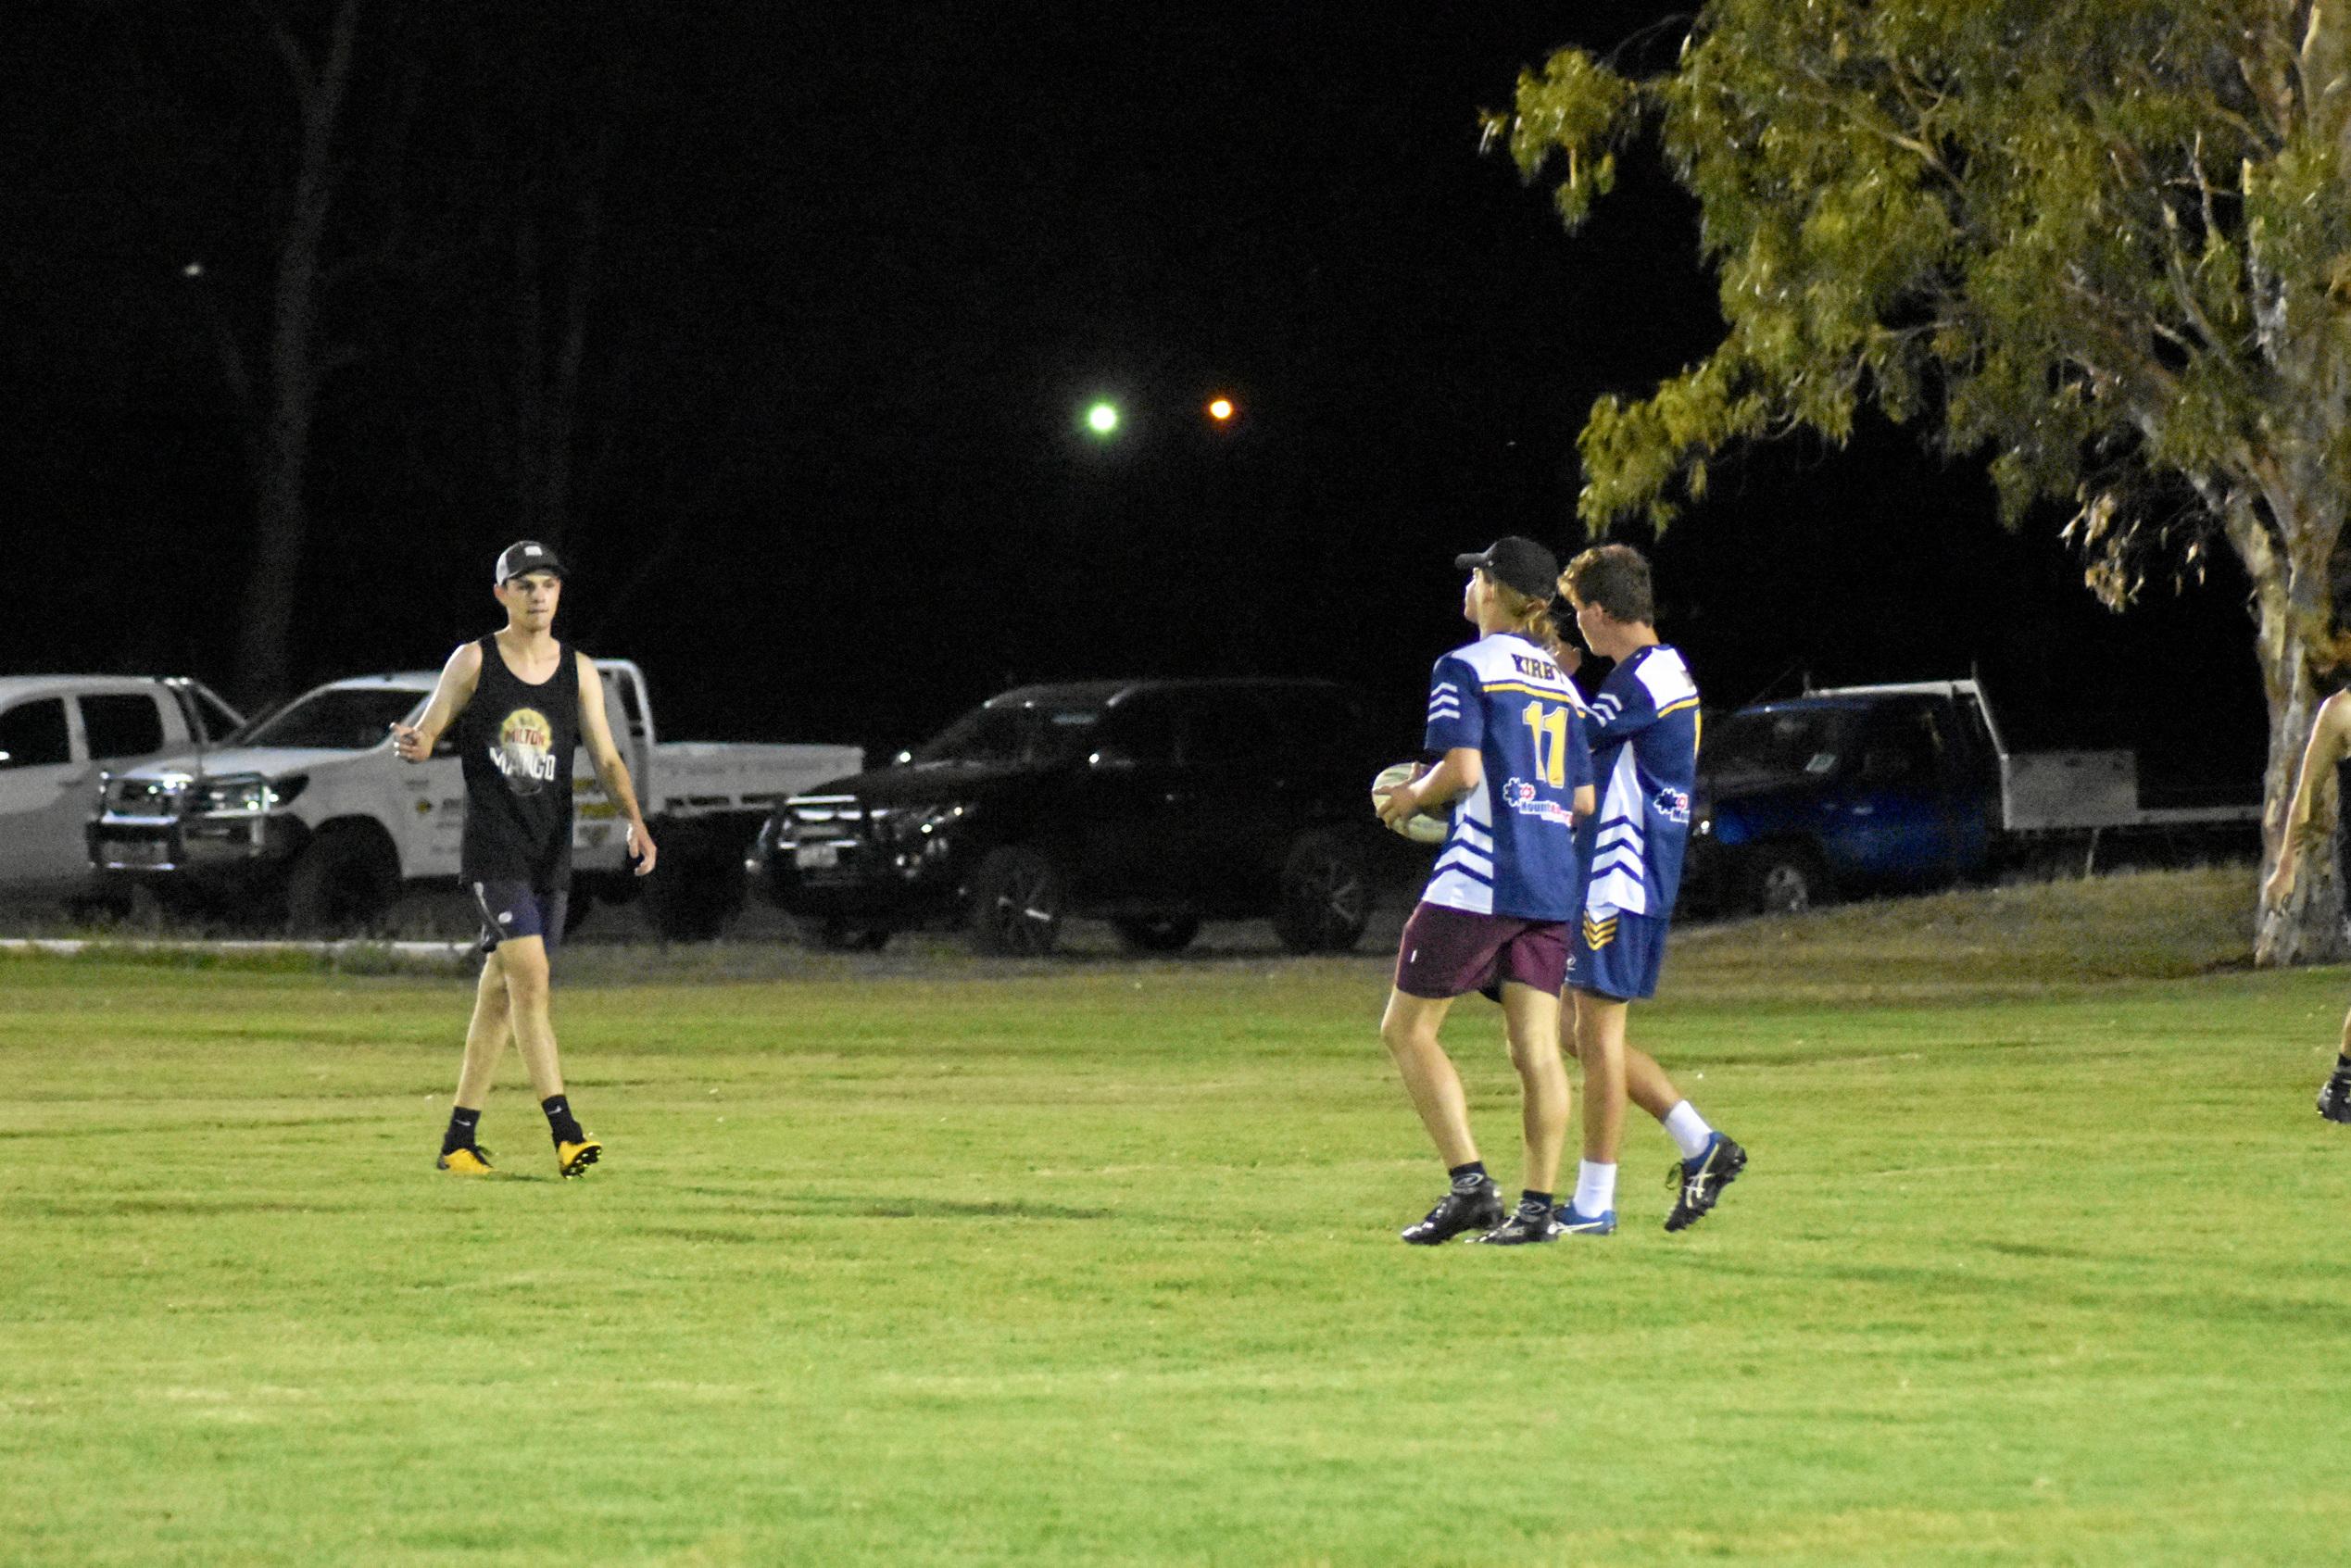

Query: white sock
<box><xmin>1573</xmin><ymin>1160</ymin><xmax>1617</xmax><ymax>1217</ymax></box>
<box><xmin>1662</xmin><ymin>1100</ymin><xmax>1714</xmax><ymax>1160</ymax></box>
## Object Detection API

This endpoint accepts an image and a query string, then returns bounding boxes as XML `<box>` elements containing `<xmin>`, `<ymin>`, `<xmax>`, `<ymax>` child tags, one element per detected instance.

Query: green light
<box><xmin>1086</xmin><ymin>401</ymin><xmax>1120</xmax><ymax>435</ymax></box>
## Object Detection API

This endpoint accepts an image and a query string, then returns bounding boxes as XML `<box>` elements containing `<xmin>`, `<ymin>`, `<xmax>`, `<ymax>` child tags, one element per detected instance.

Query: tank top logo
<box><xmin>491</xmin><ymin>707</ymin><xmax>559</xmax><ymax>795</ymax></box>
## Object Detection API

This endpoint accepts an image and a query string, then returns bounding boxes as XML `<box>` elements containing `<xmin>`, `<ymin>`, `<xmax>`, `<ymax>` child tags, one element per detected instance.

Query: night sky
<box><xmin>3</xmin><ymin>3</ymin><xmax>2266</xmax><ymax>798</ymax></box>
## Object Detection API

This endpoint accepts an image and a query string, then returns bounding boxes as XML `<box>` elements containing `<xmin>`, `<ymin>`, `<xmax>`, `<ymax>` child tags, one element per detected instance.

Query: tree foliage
<box><xmin>1499</xmin><ymin>0</ymin><xmax>2351</xmax><ymax>962</ymax></box>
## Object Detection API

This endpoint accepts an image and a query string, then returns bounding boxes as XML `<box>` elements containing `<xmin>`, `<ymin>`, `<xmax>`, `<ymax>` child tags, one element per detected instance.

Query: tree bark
<box><xmin>230</xmin><ymin>0</ymin><xmax>362</xmax><ymax>711</ymax></box>
<box><xmin>2240</xmin><ymin>490</ymin><xmax>2351</xmax><ymax>965</ymax></box>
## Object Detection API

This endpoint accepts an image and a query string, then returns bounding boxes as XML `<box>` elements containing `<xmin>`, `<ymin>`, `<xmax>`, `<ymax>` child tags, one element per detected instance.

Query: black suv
<box><xmin>750</xmin><ymin>678</ymin><xmax>1402</xmax><ymax>956</ymax></box>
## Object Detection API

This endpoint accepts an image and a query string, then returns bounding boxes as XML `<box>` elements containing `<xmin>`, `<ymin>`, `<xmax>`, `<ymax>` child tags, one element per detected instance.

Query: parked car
<box><xmin>1684</xmin><ymin>679</ymin><xmax>2258</xmax><ymax>914</ymax></box>
<box><xmin>0</xmin><ymin>675</ymin><xmax>242</xmax><ymax>898</ymax></box>
<box><xmin>89</xmin><ymin>662</ymin><xmax>861</xmax><ymax>938</ymax></box>
<box><xmin>750</xmin><ymin>678</ymin><xmax>1403</xmax><ymax>956</ymax></box>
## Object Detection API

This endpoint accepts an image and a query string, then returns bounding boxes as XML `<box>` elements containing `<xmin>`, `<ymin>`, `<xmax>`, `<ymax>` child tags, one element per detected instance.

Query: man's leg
<box><xmin>1380</xmin><ymin>988</ymin><xmax>1472</xmax><ymax>1166</ymax></box>
<box><xmin>1499</xmin><ymin>982</ymin><xmax>1568</xmax><ymax>1198</ymax></box>
<box><xmin>456</xmin><ymin>948</ymin><xmax>514</xmax><ymax>1108</ymax></box>
<box><xmin>1558</xmin><ymin>989</ymin><xmax>1628</xmax><ymax>1229</ymax></box>
<box><xmin>1559</xmin><ymin>1012</ymin><xmax>1681</xmax><ymax>1122</ymax></box>
<box><xmin>2320</xmin><ymin>1005</ymin><xmax>2351</xmax><ymax>1123</ymax></box>
<box><xmin>497</xmin><ymin>935</ymin><xmax>598</xmax><ymax>1175</ymax></box>
<box><xmin>437</xmin><ymin>951</ymin><xmax>513</xmax><ymax>1173</ymax></box>
<box><xmin>1382</xmin><ymin>987</ymin><xmax>1504</xmax><ymax>1243</ymax></box>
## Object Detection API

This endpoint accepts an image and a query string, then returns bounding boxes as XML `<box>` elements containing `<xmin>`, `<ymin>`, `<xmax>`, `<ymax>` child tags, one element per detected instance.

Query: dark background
<box><xmin>1</xmin><ymin>2</ymin><xmax>2266</xmax><ymax>796</ymax></box>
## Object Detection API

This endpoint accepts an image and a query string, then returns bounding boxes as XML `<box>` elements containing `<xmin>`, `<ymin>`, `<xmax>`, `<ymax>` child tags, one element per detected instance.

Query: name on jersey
<box><xmin>1509</xmin><ymin>652</ymin><xmax>1562</xmax><ymax>683</ymax></box>
<box><xmin>1502</xmin><ymin>776</ymin><xmax>1575</xmax><ymax>827</ymax></box>
<box><xmin>1653</xmin><ymin>785</ymin><xmax>1691</xmax><ymax>824</ymax></box>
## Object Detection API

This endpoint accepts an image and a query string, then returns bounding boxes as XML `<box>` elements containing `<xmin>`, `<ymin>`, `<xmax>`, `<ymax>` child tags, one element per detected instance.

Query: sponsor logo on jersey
<box><xmin>1653</xmin><ymin>785</ymin><xmax>1691</xmax><ymax>824</ymax></box>
<box><xmin>492</xmin><ymin>707</ymin><xmax>559</xmax><ymax>795</ymax></box>
<box><xmin>1502</xmin><ymin>776</ymin><xmax>1575</xmax><ymax>827</ymax></box>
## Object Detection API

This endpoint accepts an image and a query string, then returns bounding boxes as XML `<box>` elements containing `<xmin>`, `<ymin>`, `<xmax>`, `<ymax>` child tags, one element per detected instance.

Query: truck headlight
<box><xmin>191</xmin><ymin>774</ymin><xmax>307</xmax><ymax>815</ymax></box>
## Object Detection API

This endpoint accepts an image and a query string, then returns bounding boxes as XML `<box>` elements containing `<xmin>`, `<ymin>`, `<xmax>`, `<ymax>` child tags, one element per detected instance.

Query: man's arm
<box><xmin>390</xmin><ymin>644</ymin><xmax>484</xmax><ymax>762</ymax></box>
<box><xmin>2266</xmin><ymin>691</ymin><xmax>2351</xmax><ymax>903</ymax></box>
<box><xmin>576</xmin><ymin>653</ymin><xmax>658</xmax><ymax>876</ymax></box>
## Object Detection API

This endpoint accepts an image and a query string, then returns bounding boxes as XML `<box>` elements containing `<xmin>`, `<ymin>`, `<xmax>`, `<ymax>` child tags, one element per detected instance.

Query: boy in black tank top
<box><xmin>392</xmin><ymin>541</ymin><xmax>660</xmax><ymax>1176</ymax></box>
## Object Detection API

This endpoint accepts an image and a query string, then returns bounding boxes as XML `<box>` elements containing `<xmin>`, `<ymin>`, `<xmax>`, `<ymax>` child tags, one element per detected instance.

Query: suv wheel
<box><xmin>1112</xmin><ymin>914</ymin><xmax>1201</xmax><ymax>954</ymax></box>
<box><xmin>1747</xmin><ymin>844</ymin><xmax>1829</xmax><ymax>915</ymax></box>
<box><xmin>1272</xmin><ymin>829</ymin><xmax>1372</xmax><ymax>954</ymax></box>
<box><xmin>969</xmin><ymin>846</ymin><xmax>1065</xmax><ymax>957</ymax></box>
<box><xmin>284</xmin><ymin>825</ymin><xmax>399</xmax><ymax>936</ymax></box>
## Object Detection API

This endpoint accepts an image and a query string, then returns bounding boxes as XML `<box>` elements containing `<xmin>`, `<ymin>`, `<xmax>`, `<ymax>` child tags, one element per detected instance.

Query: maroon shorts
<box><xmin>1393</xmin><ymin>901</ymin><xmax>1569</xmax><ymax>1001</ymax></box>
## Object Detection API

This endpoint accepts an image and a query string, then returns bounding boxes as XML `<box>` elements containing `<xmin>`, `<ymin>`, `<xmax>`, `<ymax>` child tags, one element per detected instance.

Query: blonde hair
<box><xmin>1484</xmin><ymin>573</ymin><xmax>1564</xmax><ymax>659</ymax></box>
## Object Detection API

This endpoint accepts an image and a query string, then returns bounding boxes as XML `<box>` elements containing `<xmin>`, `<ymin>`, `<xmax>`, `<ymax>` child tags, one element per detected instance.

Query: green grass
<box><xmin>4</xmin><ymin>867</ymin><xmax>2346</xmax><ymax>1566</ymax></box>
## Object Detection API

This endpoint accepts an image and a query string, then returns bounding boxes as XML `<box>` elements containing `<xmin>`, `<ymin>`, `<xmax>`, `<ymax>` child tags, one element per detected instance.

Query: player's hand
<box><xmin>389</xmin><ymin>722</ymin><xmax>428</xmax><ymax>763</ymax></box>
<box><xmin>2264</xmin><ymin>848</ymin><xmax>2297</xmax><ymax>908</ymax></box>
<box><xmin>628</xmin><ymin>820</ymin><xmax>658</xmax><ymax>876</ymax></box>
<box><xmin>1556</xmin><ymin>644</ymin><xmax>1583</xmax><ymax>678</ymax></box>
<box><xmin>1375</xmin><ymin>771</ymin><xmax>1426</xmax><ymax>831</ymax></box>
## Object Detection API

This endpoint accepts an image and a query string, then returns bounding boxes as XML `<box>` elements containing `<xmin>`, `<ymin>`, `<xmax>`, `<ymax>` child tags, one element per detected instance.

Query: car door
<box><xmin>1834</xmin><ymin>703</ymin><xmax>1962</xmax><ymax>888</ymax></box>
<box><xmin>1176</xmin><ymin>691</ymin><xmax>1284</xmax><ymax>906</ymax></box>
<box><xmin>0</xmin><ymin>696</ymin><xmax>91</xmax><ymax>889</ymax></box>
<box><xmin>1070</xmin><ymin>693</ymin><xmax>1193</xmax><ymax>907</ymax></box>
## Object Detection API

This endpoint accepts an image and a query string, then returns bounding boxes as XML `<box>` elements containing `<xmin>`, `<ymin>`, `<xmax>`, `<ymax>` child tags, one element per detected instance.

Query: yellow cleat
<box><xmin>436</xmin><ymin>1146</ymin><xmax>496</xmax><ymax>1175</ymax></box>
<box><xmin>556</xmin><ymin>1138</ymin><xmax>601</xmax><ymax>1178</ymax></box>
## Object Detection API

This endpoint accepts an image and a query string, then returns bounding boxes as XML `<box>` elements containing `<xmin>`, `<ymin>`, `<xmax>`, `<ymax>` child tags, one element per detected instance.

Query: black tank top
<box><xmin>459</xmin><ymin>635</ymin><xmax>580</xmax><ymax>889</ymax></box>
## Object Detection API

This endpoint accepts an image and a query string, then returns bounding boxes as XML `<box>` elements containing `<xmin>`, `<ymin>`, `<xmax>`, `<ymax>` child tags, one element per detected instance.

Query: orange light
<box><xmin>1207</xmin><ymin>397</ymin><xmax>1235</xmax><ymax>421</ymax></box>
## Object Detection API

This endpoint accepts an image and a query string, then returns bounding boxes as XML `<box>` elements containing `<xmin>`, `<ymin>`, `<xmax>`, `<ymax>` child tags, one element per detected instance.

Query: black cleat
<box><xmin>1401</xmin><ymin>1180</ymin><xmax>1505</xmax><ymax>1245</ymax></box>
<box><xmin>1476</xmin><ymin>1203</ymin><xmax>1565</xmax><ymax>1245</ymax></box>
<box><xmin>1665</xmin><ymin>1133</ymin><xmax>1747</xmax><ymax>1233</ymax></box>
<box><xmin>2320</xmin><ymin>1071</ymin><xmax>2351</xmax><ymax>1125</ymax></box>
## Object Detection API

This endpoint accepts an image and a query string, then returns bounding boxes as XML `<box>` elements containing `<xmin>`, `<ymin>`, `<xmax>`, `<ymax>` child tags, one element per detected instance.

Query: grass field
<box><xmin>5</xmin><ymin>868</ymin><xmax>2347</xmax><ymax>1567</ymax></box>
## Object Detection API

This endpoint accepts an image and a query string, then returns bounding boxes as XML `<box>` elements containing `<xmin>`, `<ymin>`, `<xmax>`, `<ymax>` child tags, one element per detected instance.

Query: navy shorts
<box><xmin>1394</xmin><ymin>901</ymin><xmax>1569</xmax><ymax>1001</ymax></box>
<box><xmin>1568</xmin><ymin>908</ymin><xmax>1669</xmax><ymax>1001</ymax></box>
<box><xmin>471</xmin><ymin>880</ymin><xmax>569</xmax><ymax>960</ymax></box>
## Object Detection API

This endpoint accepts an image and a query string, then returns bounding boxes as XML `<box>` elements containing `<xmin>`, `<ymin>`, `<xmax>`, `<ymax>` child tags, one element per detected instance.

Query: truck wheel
<box><xmin>1272</xmin><ymin>829</ymin><xmax>1372</xmax><ymax>954</ymax></box>
<box><xmin>1747</xmin><ymin>845</ymin><xmax>1829</xmax><ymax>915</ymax></box>
<box><xmin>1113</xmin><ymin>914</ymin><xmax>1201</xmax><ymax>953</ymax></box>
<box><xmin>284</xmin><ymin>826</ymin><xmax>399</xmax><ymax>936</ymax></box>
<box><xmin>643</xmin><ymin>829</ymin><xmax>746</xmax><ymax>942</ymax></box>
<box><xmin>969</xmin><ymin>846</ymin><xmax>1064</xmax><ymax>957</ymax></box>
<box><xmin>798</xmin><ymin>917</ymin><xmax>892</xmax><ymax>952</ymax></box>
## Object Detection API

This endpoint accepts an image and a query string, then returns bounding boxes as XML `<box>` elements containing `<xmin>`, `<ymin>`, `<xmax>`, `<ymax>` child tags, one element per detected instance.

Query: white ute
<box><xmin>0</xmin><ymin>675</ymin><xmax>243</xmax><ymax>899</ymax></box>
<box><xmin>89</xmin><ymin>660</ymin><xmax>861</xmax><ymax>939</ymax></box>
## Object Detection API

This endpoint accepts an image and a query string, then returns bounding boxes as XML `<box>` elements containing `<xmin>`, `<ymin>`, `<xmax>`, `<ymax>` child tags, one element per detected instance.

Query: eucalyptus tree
<box><xmin>1499</xmin><ymin>0</ymin><xmax>2351</xmax><ymax>961</ymax></box>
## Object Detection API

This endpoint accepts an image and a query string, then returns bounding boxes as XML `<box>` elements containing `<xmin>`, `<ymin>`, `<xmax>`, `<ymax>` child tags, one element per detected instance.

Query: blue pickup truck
<box><xmin>1680</xmin><ymin>681</ymin><xmax>2257</xmax><ymax>915</ymax></box>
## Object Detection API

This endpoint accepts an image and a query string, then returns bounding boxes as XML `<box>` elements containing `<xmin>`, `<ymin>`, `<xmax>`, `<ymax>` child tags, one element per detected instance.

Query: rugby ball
<box><xmin>1372</xmin><ymin>761</ymin><xmax>1451</xmax><ymax>846</ymax></box>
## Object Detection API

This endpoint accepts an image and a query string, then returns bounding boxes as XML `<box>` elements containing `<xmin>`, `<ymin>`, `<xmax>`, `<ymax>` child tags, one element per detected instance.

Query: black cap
<box><xmin>494</xmin><ymin>540</ymin><xmax>566</xmax><ymax>584</ymax></box>
<box><xmin>1453</xmin><ymin>536</ymin><xmax>1558</xmax><ymax>600</ymax></box>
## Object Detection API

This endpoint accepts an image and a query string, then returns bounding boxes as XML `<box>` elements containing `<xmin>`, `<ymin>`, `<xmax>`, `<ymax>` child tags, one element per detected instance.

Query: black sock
<box><xmin>541</xmin><ymin>1095</ymin><xmax>584</xmax><ymax>1145</ymax></box>
<box><xmin>2336</xmin><ymin>1053</ymin><xmax>2351</xmax><ymax>1075</ymax></box>
<box><xmin>1448</xmin><ymin>1160</ymin><xmax>1489</xmax><ymax>1190</ymax></box>
<box><xmin>1520</xmin><ymin>1190</ymin><xmax>1554</xmax><ymax>1214</ymax></box>
<box><xmin>442</xmin><ymin>1107</ymin><xmax>482</xmax><ymax>1155</ymax></box>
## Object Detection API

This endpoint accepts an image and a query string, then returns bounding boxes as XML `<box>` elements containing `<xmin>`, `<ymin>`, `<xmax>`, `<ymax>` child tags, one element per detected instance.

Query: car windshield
<box><xmin>230</xmin><ymin>688</ymin><xmax>425</xmax><ymax>750</ymax></box>
<box><xmin>1702</xmin><ymin>706</ymin><xmax>1860</xmax><ymax>788</ymax></box>
<box><xmin>912</xmin><ymin>701</ymin><xmax>1104</xmax><ymax>766</ymax></box>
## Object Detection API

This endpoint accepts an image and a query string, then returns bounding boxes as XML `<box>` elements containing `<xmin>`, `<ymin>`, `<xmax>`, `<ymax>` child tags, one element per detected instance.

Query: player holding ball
<box><xmin>1375</xmin><ymin>537</ymin><xmax>1595</xmax><ymax>1245</ymax></box>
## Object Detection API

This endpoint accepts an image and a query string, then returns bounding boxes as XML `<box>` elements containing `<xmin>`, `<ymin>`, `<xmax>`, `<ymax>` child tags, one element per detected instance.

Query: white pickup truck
<box><xmin>1</xmin><ymin>676</ymin><xmax>243</xmax><ymax>898</ymax></box>
<box><xmin>88</xmin><ymin>661</ymin><xmax>861</xmax><ymax>939</ymax></box>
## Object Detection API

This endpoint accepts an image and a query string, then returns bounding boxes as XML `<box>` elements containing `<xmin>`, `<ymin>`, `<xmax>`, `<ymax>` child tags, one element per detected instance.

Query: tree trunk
<box><xmin>2242</xmin><ymin>495</ymin><xmax>2351</xmax><ymax>966</ymax></box>
<box><xmin>230</xmin><ymin>0</ymin><xmax>362</xmax><ymax>711</ymax></box>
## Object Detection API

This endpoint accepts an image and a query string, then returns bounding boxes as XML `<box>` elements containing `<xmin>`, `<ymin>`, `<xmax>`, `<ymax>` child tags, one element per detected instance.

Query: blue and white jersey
<box><xmin>1420</xmin><ymin>633</ymin><xmax>1593</xmax><ymax>922</ymax></box>
<box><xmin>1580</xmin><ymin>644</ymin><xmax>1701</xmax><ymax>920</ymax></box>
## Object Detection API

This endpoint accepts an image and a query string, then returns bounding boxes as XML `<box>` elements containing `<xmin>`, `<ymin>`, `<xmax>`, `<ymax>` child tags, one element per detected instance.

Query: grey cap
<box><xmin>494</xmin><ymin>540</ymin><xmax>567</xmax><ymax>584</ymax></box>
